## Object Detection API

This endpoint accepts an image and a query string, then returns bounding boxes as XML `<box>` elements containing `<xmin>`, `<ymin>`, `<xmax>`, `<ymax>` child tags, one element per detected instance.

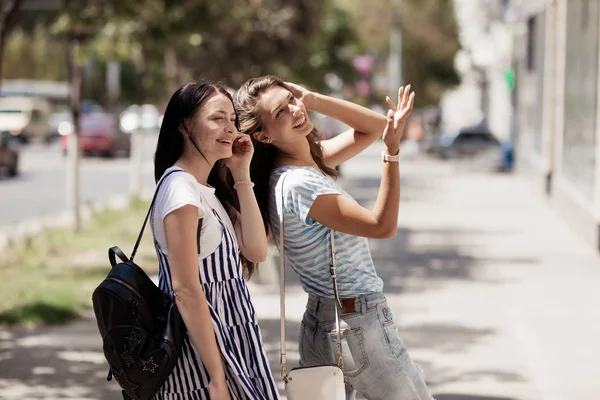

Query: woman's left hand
<box><xmin>224</xmin><ymin>133</ymin><xmax>254</xmax><ymax>173</ymax></box>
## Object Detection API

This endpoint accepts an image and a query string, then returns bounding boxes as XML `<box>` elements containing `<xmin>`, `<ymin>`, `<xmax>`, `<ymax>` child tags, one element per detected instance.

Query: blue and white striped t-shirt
<box><xmin>269</xmin><ymin>166</ymin><xmax>383</xmax><ymax>298</ymax></box>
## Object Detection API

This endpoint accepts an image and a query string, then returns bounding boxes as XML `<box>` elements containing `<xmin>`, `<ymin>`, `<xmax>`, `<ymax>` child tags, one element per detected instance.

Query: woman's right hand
<box><xmin>209</xmin><ymin>379</ymin><xmax>231</xmax><ymax>400</ymax></box>
<box><xmin>382</xmin><ymin>85</ymin><xmax>415</xmax><ymax>155</ymax></box>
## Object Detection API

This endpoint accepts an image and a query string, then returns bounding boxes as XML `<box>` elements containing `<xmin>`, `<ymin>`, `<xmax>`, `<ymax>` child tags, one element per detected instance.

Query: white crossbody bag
<box><xmin>278</xmin><ymin>171</ymin><xmax>346</xmax><ymax>400</ymax></box>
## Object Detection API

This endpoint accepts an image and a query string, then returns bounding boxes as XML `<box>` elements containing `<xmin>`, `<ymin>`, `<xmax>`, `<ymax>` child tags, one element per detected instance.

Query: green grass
<box><xmin>0</xmin><ymin>197</ymin><xmax>159</xmax><ymax>326</ymax></box>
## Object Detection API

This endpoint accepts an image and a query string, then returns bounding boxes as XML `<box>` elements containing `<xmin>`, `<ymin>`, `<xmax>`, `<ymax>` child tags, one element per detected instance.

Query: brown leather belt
<box><xmin>340</xmin><ymin>298</ymin><xmax>356</xmax><ymax>314</ymax></box>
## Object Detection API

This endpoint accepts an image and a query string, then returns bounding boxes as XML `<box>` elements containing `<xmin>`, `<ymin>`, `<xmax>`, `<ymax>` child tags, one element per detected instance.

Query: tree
<box><xmin>124</xmin><ymin>0</ymin><xmax>359</xmax><ymax>99</ymax></box>
<box><xmin>52</xmin><ymin>0</ymin><xmax>143</xmax><ymax>230</ymax></box>
<box><xmin>344</xmin><ymin>0</ymin><xmax>461</xmax><ymax>107</ymax></box>
<box><xmin>0</xmin><ymin>0</ymin><xmax>24</xmax><ymax>84</ymax></box>
<box><xmin>401</xmin><ymin>0</ymin><xmax>461</xmax><ymax>106</ymax></box>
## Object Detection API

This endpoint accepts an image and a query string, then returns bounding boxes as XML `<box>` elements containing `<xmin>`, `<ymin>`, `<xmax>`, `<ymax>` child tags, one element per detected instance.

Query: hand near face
<box><xmin>224</xmin><ymin>133</ymin><xmax>254</xmax><ymax>172</ymax></box>
<box><xmin>284</xmin><ymin>81</ymin><xmax>315</xmax><ymax>110</ymax></box>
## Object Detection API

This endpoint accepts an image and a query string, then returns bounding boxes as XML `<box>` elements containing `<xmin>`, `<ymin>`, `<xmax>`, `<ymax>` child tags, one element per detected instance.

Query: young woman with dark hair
<box><xmin>151</xmin><ymin>81</ymin><xmax>279</xmax><ymax>400</ymax></box>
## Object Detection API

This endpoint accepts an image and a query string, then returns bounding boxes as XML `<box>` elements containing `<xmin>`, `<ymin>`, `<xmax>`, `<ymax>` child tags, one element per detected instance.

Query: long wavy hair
<box><xmin>233</xmin><ymin>75</ymin><xmax>337</xmax><ymax>237</ymax></box>
<box><xmin>154</xmin><ymin>81</ymin><xmax>256</xmax><ymax>276</ymax></box>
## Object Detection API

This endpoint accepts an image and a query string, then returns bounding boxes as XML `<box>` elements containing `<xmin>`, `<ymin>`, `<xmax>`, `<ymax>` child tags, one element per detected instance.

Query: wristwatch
<box><xmin>381</xmin><ymin>150</ymin><xmax>400</xmax><ymax>163</ymax></box>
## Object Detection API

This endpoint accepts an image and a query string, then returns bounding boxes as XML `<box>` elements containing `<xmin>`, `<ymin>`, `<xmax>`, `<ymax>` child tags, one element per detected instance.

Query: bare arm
<box><xmin>231</xmin><ymin>168</ymin><xmax>268</xmax><ymax>263</ymax></box>
<box><xmin>308</xmin><ymin>90</ymin><xmax>415</xmax><ymax>239</ymax></box>
<box><xmin>163</xmin><ymin>205</ymin><xmax>229</xmax><ymax>396</ymax></box>
<box><xmin>225</xmin><ymin>134</ymin><xmax>268</xmax><ymax>263</ymax></box>
<box><xmin>286</xmin><ymin>82</ymin><xmax>411</xmax><ymax>168</ymax></box>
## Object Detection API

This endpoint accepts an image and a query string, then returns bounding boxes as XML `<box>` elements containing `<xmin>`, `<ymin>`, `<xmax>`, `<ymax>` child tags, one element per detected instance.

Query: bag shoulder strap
<box><xmin>278</xmin><ymin>169</ymin><xmax>343</xmax><ymax>379</ymax></box>
<box><xmin>130</xmin><ymin>168</ymin><xmax>184</xmax><ymax>261</ymax></box>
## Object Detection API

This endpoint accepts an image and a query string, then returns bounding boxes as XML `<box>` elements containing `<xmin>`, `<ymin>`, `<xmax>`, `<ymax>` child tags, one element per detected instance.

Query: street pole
<box><xmin>129</xmin><ymin>127</ymin><xmax>143</xmax><ymax>197</ymax></box>
<box><xmin>106</xmin><ymin>59</ymin><xmax>120</xmax><ymax>113</ymax></box>
<box><xmin>388</xmin><ymin>0</ymin><xmax>403</xmax><ymax>95</ymax></box>
<box><xmin>66</xmin><ymin>38</ymin><xmax>83</xmax><ymax>231</ymax></box>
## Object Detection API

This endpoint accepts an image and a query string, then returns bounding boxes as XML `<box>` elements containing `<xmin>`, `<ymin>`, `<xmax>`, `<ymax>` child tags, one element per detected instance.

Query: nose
<box><xmin>226</xmin><ymin>121</ymin><xmax>236</xmax><ymax>134</ymax></box>
<box><xmin>290</xmin><ymin>104</ymin><xmax>302</xmax><ymax>116</ymax></box>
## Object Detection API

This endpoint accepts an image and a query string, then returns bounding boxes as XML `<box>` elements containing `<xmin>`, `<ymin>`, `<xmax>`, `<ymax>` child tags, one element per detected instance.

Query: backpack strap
<box><xmin>130</xmin><ymin>169</ymin><xmax>185</xmax><ymax>261</ymax></box>
<box><xmin>108</xmin><ymin>246</ymin><xmax>130</xmax><ymax>268</ymax></box>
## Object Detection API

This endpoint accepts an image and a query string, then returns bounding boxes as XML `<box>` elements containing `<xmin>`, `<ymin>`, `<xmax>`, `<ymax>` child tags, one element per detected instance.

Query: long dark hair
<box><xmin>233</xmin><ymin>75</ymin><xmax>336</xmax><ymax>238</ymax></box>
<box><xmin>154</xmin><ymin>81</ymin><xmax>255</xmax><ymax>276</ymax></box>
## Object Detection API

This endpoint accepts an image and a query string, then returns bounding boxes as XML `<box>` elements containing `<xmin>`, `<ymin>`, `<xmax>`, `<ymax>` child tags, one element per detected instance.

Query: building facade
<box><xmin>514</xmin><ymin>0</ymin><xmax>600</xmax><ymax>252</ymax></box>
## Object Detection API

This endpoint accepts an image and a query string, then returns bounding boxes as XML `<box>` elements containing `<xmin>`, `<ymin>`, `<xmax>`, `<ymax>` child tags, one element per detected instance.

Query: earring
<box><xmin>264</xmin><ymin>138</ymin><xmax>272</xmax><ymax>144</ymax></box>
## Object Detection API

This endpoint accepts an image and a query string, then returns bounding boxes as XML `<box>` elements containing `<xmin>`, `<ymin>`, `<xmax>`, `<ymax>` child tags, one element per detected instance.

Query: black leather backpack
<box><xmin>92</xmin><ymin>170</ymin><xmax>187</xmax><ymax>400</ymax></box>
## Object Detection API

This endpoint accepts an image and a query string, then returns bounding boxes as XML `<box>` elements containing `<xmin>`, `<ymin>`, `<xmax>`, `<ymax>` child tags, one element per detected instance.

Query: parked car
<box><xmin>428</xmin><ymin>123</ymin><xmax>501</xmax><ymax>159</ymax></box>
<box><xmin>0</xmin><ymin>96</ymin><xmax>54</xmax><ymax>143</ymax></box>
<box><xmin>0</xmin><ymin>131</ymin><xmax>19</xmax><ymax>177</ymax></box>
<box><xmin>60</xmin><ymin>112</ymin><xmax>130</xmax><ymax>158</ymax></box>
<box><xmin>428</xmin><ymin>123</ymin><xmax>515</xmax><ymax>172</ymax></box>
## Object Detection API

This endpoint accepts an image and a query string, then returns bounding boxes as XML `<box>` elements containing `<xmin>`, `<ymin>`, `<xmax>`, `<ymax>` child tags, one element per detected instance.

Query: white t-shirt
<box><xmin>151</xmin><ymin>166</ymin><xmax>237</xmax><ymax>260</ymax></box>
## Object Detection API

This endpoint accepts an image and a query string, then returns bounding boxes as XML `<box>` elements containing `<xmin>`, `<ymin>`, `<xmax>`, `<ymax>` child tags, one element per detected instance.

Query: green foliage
<box><xmin>347</xmin><ymin>0</ymin><xmax>461</xmax><ymax>107</ymax></box>
<box><xmin>0</xmin><ymin>198</ymin><xmax>155</xmax><ymax>326</ymax></box>
<box><xmin>401</xmin><ymin>0</ymin><xmax>461</xmax><ymax>106</ymax></box>
<box><xmin>1</xmin><ymin>0</ymin><xmax>459</xmax><ymax>106</ymax></box>
<box><xmin>2</xmin><ymin>0</ymin><xmax>360</xmax><ymax>103</ymax></box>
<box><xmin>2</xmin><ymin>25</ymin><xmax>68</xmax><ymax>81</ymax></box>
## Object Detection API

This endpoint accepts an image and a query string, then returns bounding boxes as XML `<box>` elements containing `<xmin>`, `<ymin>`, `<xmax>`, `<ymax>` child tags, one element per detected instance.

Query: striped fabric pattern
<box><xmin>153</xmin><ymin>210</ymin><xmax>279</xmax><ymax>400</ymax></box>
<box><xmin>269</xmin><ymin>166</ymin><xmax>383</xmax><ymax>298</ymax></box>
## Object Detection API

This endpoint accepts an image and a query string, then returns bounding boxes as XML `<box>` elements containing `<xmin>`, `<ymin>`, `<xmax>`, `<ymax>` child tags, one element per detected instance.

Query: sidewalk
<box><xmin>251</xmin><ymin>142</ymin><xmax>600</xmax><ymax>400</ymax></box>
<box><xmin>1</xmin><ymin>141</ymin><xmax>599</xmax><ymax>399</ymax></box>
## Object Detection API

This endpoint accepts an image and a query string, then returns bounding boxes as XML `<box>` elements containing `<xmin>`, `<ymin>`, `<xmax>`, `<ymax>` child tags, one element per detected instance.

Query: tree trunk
<box><xmin>0</xmin><ymin>38</ymin><xmax>5</xmax><ymax>88</ymax></box>
<box><xmin>66</xmin><ymin>39</ymin><xmax>83</xmax><ymax>231</ymax></box>
<box><xmin>129</xmin><ymin>128</ymin><xmax>143</xmax><ymax>197</ymax></box>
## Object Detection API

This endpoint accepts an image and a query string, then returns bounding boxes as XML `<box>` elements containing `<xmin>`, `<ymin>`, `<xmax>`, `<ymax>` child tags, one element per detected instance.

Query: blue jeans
<box><xmin>299</xmin><ymin>292</ymin><xmax>434</xmax><ymax>400</ymax></box>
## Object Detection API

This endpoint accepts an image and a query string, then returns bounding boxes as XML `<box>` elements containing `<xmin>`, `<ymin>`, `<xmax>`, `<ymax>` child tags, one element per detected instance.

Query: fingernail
<box><xmin>386</xmin><ymin>96</ymin><xmax>391</xmax><ymax>102</ymax></box>
<box><xmin>387</xmin><ymin>109</ymin><xmax>393</xmax><ymax>117</ymax></box>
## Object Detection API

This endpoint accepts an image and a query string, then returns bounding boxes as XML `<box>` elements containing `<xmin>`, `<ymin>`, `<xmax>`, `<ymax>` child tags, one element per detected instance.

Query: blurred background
<box><xmin>0</xmin><ymin>0</ymin><xmax>599</xmax><ymax>399</ymax></box>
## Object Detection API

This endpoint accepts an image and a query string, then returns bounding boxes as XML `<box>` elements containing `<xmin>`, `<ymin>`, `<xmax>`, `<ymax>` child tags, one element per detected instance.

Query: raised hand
<box><xmin>224</xmin><ymin>133</ymin><xmax>254</xmax><ymax>173</ymax></box>
<box><xmin>383</xmin><ymin>85</ymin><xmax>415</xmax><ymax>155</ymax></box>
<box><xmin>284</xmin><ymin>81</ymin><xmax>315</xmax><ymax>110</ymax></box>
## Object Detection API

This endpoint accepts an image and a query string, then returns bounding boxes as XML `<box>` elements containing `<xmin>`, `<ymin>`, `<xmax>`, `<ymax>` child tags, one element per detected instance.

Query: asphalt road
<box><xmin>0</xmin><ymin>135</ymin><xmax>158</xmax><ymax>228</ymax></box>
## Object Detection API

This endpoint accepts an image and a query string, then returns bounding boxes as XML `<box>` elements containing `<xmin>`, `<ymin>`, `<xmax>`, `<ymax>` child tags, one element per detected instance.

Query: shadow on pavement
<box><xmin>341</xmin><ymin>171</ymin><xmax>538</xmax><ymax>295</ymax></box>
<box><xmin>0</xmin><ymin>156</ymin><xmax>535</xmax><ymax>399</ymax></box>
<box><xmin>0</xmin><ymin>314</ymin><xmax>121</xmax><ymax>399</ymax></box>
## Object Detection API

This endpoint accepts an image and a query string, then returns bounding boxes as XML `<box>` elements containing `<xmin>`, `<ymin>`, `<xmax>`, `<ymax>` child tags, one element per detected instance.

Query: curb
<box><xmin>1</xmin><ymin>187</ymin><xmax>281</xmax><ymax>285</ymax></box>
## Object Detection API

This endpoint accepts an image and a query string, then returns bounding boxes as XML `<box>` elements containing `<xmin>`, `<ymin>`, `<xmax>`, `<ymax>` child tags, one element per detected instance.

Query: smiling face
<box><xmin>187</xmin><ymin>92</ymin><xmax>238</xmax><ymax>162</ymax></box>
<box><xmin>254</xmin><ymin>86</ymin><xmax>314</xmax><ymax>145</ymax></box>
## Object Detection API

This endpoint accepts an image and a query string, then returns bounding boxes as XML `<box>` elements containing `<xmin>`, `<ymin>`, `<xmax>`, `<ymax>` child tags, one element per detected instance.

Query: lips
<box><xmin>293</xmin><ymin>114</ymin><xmax>307</xmax><ymax>129</ymax></box>
<box><xmin>216</xmin><ymin>138</ymin><xmax>233</xmax><ymax>145</ymax></box>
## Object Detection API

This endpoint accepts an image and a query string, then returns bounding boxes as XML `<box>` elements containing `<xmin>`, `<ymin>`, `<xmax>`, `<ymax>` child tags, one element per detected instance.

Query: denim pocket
<box><xmin>326</xmin><ymin>327</ymin><xmax>369</xmax><ymax>378</ymax></box>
